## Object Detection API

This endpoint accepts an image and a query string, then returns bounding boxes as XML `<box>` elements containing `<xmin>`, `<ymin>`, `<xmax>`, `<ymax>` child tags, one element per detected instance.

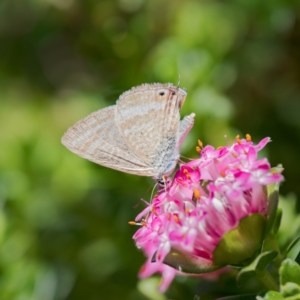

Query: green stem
<box><xmin>257</xmin><ymin>270</ymin><xmax>280</xmax><ymax>292</ymax></box>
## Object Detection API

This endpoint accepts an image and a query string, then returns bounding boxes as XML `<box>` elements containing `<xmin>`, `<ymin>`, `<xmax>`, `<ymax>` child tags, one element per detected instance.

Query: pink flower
<box><xmin>130</xmin><ymin>135</ymin><xmax>284</xmax><ymax>292</ymax></box>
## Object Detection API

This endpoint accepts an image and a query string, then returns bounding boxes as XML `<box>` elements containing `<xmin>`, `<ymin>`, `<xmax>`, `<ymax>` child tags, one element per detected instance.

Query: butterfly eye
<box><xmin>172</xmin><ymin>91</ymin><xmax>176</xmax><ymax>96</ymax></box>
<box><xmin>159</xmin><ymin>91</ymin><xmax>165</xmax><ymax>96</ymax></box>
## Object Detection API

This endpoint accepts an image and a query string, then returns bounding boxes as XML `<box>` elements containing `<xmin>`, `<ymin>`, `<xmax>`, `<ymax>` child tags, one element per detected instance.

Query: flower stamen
<box><xmin>173</xmin><ymin>214</ymin><xmax>180</xmax><ymax>223</ymax></box>
<box><xmin>235</xmin><ymin>135</ymin><xmax>241</xmax><ymax>144</ymax></box>
<box><xmin>196</xmin><ymin>139</ymin><xmax>203</xmax><ymax>153</ymax></box>
<box><xmin>183</xmin><ymin>169</ymin><xmax>191</xmax><ymax>179</ymax></box>
<box><xmin>128</xmin><ymin>221</ymin><xmax>146</xmax><ymax>226</ymax></box>
<box><xmin>220</xmin><ymin>170</ymin><xmax>226</xmax><ymax>177</ymax></box>
<box><xmin>193</xmin><ymin>189</ymin><xmax>201</xmax><ymax>200</ymax></box>
<box><xmin>184</xmin><ymin>204</ymin><xmax>190</xmax><ymax>213</ymax></box>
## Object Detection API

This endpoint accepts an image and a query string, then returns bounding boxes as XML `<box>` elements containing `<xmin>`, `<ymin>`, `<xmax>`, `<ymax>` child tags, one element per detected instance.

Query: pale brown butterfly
<box><xmin>61</xmin><ymin>83</ymin><xmax>195</xmax><ymax>181</ymax></box>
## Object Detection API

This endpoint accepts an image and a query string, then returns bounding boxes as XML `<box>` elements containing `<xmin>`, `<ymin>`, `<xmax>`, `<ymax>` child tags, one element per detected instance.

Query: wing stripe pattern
<box><xmin>62</xmin><ymin>83</ymin><xmax>195</xmax><ymax>178</ymax></box>
<box><xmin>62</xmin><ymin>106</ymin><xmax>154</xmax><ymax>176</ymax></box>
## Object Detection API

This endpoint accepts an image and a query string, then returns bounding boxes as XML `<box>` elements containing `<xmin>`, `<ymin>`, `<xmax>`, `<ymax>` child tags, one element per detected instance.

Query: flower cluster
<box><xmin>131</xmin><ymin>135</ymin><xmax>284</xmax><ymax>291</ymax></box>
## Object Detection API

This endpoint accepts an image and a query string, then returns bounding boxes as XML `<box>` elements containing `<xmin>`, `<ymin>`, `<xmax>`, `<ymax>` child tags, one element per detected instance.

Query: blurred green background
<box><xmin>0</xmin><ymin>0</ymin><xmax>299</xmax><ymax>299</ymax></box>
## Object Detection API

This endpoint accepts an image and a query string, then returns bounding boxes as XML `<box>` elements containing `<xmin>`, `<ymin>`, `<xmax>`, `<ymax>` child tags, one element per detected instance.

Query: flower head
<box><xmin>131</xmin><ymin>135</ymin><xmax>284</xmax><ymax>291</ymax></box>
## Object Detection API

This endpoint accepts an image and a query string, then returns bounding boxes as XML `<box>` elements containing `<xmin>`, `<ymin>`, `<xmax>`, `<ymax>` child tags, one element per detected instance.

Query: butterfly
<box><xmin>61</xmin><ymin>83</ymin><xmax>195</xmax><ymax>181</ymax></box>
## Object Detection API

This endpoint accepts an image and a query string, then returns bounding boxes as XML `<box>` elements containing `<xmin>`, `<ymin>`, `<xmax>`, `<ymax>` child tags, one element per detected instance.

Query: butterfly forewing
<box><xmin>61</xmin><ymin>105</ymin><xmax>154</xmax><ymax>176</ymax></box>
<box><xmin>115</xmin><ymin>83</ymin><xmax>187</xmax><ymax>176</ymax></box>
<box><xmin>116</xmin><ymin>84</ymin><xmax>164</xmax><ymax>164</ymax></box>
<box><xmin>61</xmin><ymin>83</ymin><xmax>195</xmax><ymax>178</ymax></box>
<box><xmin>153</xmin><ymin>86</ymin><xmax>184</xmax><ymax>175</ymax></box>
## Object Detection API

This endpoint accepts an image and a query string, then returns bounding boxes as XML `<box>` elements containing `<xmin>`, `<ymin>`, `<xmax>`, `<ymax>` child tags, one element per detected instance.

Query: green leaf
<box><xmin>284</xmin><ymin>236</ymin><xmax>300</xmax><ymax>260</ymax></box>
<box><xmin>257</xmin><ymin>291</ymin><xmax>284</xmax><ymax>300</ymax></box>
<box><xmin>214</xmin><ymin>214</ymin><xmax>267</xmax><ymax>266</ymax></box>
<box><xmin>236</xmin><ymin>251</ymin><xmax>278</xmax><ymax>287</ymax></box>
<box><xmin>266</xmin><ymin>177</ymin><xmax>281</xmax><ymax>196</ymax></box>
<box><xmin>280</xmin><ymin>259</ymin><xmax>300</xmax><ymax>286</ymax></box>
<box><xmin>277</xmin><ymin>194</ymin><xmax>300</xmax><ymax>247</ymax></box>
<box><xmin>281</xmin><ymin>282</ymin><xmax>300</xmax><ymax>298</ymax></box>
<box><xmin>264</xmin><ymin>186</ymin><xmax>279</xmax><ymax>238</ymax></box>
<box><xmin>296</xmin><ymin>252</ymin><xmax>300</xmax><ymax>266</ymax></box>
<box><xmin>271</xmin><ymin>208</ymin><xmax>282</xmax><ymax>236</ymax></box>
<box><xmin>161</xmin><ymin>248</ymin><xmax>222</xmax><ymax>274</ymax></box>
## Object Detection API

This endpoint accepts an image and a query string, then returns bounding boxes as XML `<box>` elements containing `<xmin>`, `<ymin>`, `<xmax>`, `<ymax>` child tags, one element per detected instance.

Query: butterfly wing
<box><xmin>115</xmin><ymin>83</ymin><xmax>189</xmax><ymax>177</ymax></box>
<box><xmin>176</xmin><ymin>113</ymin><xmax>196</xmax><ymax>152</ymax></box>
<box><xmin>61</xmin><ymin>105</ymin><xmax>155</xmax><ymax>176</ymax></box>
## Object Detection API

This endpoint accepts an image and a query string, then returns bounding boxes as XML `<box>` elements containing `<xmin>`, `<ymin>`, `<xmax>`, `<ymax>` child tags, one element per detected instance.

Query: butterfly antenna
<box><xmin>179</xmin><ymin>155</ymin><xmax>195</xmax><ymax>162</ymax></box>
<box><xmin>177</xmin><ymin>73</ymin><xmax>181</xmax><ymax>87</ymax></box>
<box><xmin>150</xmin><ymin>182</ymin><xmax>158</xmax><ymax>204</ymax></box>
<box><xmin>133</xmin><ymin>181</ymin><xmax>156</xmax><ymax>209</ymax></box>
